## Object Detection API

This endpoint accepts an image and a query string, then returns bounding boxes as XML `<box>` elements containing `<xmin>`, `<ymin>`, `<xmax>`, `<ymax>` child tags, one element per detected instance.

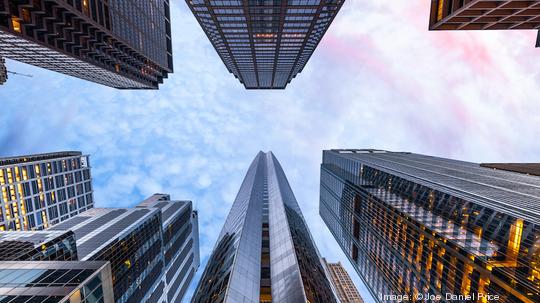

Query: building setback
<box><xmin>186</xmin><ymin>0</ymin><xmax>344</xmax><ymax>89</ymax></box>
<box><xmin>429</xmin><ymin>0</ymin><xmax>540</xmax><ymax>47</ymax></box>
<box><xmin>320</xmin><ymin>149</ymin><xmax>540</xmax><ymax>303</ymax></box>
<box><xmin>0</xmin><ymin>0</ymin><xmax>173</xmax><ymax>88</ymax></box>
<box><xmin>0</xmin><ymin>152</ymin><xmax>94</xmax><ymax>231</ymax></box>
<box><xmin>192</xmin><ymin>151</ymin><xmax>337</xmax><ymax>303</ymax></box>
<box><xmin>0</xmin><ymin>260</ymin><xmax>115</xmax><ymax>303</ymax></box>
<box><xmin>323</xmin><ymin>259</ymin><xmax>364</xmax><ymax>303</ymax></box>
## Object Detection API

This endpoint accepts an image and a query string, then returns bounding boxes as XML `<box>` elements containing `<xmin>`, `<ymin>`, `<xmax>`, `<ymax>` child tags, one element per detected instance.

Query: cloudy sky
<box><xmin>1</xmin><ymin>0</ymin><xmax>540</xmax><ymax>302</ymax></box>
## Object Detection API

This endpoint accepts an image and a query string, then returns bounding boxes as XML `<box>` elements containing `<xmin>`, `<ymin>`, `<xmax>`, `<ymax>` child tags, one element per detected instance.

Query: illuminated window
<box><xmin>11</xmin><ymin>17</ymin><xmax>21</xmax><ymax>33</ymax></box>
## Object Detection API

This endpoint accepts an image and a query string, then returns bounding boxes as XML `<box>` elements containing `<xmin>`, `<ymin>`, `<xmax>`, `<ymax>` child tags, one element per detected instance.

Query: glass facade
<box><xmin>186</xmin><ymin>0</ymin><xmax>344</xmax><ymax>89</ymax></box>
<box><xmin>0</xmin><ymin>261</ymin><xmax>114</xmax><ymax>303</ymax></box>
<box><xmin>0</xmin><ymin>230</ymin><xmax>77</xmax><ymax>261</ymax></box>
<box><xmin>48</xmin><ymin>194</ymin><xmax>199</xmax><ymax>303</ymax></box>
<box><xmin>0</xmin><ymin>152</ymin><xmax>94</xmax><ymax>231</ymax></box>
<box><xmin>192</xmin><ymin>151</ymin><xmax>337</xmax><ymax>303</ymax></box>
<box><xmin>320</xmin><ymin>149</ymin><xmax>540</xmax><ymax>303</ymax></box>
<box><xmin>0</xmin><ymin>0</ymin><xmax>172</xmax><ymax>88</ymax></box>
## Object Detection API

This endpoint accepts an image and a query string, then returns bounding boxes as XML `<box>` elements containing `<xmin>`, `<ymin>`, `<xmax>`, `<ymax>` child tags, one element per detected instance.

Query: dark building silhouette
<box><xmin>186</xmin><ymin>0</ymin><xmax>344</xmax><ymax>89</ymax></box>
<box><xmin>481</xmin><ymin>163</ymin><xmax>540</xmax><ymax>176</ymax></box>
<box><xmin>320</xmin><ymin>149</ymin><xmax>540</xmax><ymax>303</ymax></box>
<box><xmin>0</xmin><ymin>0</ymin><xmax>173</xmax><ymax>88</ymax></box>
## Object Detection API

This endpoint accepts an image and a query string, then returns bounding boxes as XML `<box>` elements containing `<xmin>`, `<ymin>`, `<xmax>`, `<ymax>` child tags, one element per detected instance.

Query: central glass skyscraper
<box><xmin>192</xmin><ymin>151</ymin><xmax>337</xmax><ymax>303</ymax></box>
<box><xmin>320</xmin><ymin>149</ymin><xmax>540</xmax><ymax>303</ymax></box>
<box><xmin>186</xmin><ymin>0</ymin><xmax>345</xmax><ymax>89</ymax></box>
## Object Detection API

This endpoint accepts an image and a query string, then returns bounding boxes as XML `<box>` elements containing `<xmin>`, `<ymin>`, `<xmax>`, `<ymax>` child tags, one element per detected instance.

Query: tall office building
<box><xmin>0</xmin><ymin>260</ymin><xmax>115</xmax><ymax>303</ymax></box>
<box><xmin>186</xmin><ymin>0</ymin><xmax>344</xmax><ymax>89</ymax></box>
<box><xmin>0</xmin><ymin>151</ymin><xmax>94</xmax><ymax>231</ymax></box>
<box><xmin>323</xmin><ymin>259</ymin><xmax>364</xmax><ymax>303</ymax></box>
<box><xmin>429</xmin><ymin>1</ymin><xmax>540</xmax><ymax>47</ymax></box>
<box><xmin>192</xmin><ymin>151</ymin><xmax>337</xmax><ymax>303</ymax></box>
<box><xmin>136</xmin><ymin>194</ymin><xmax>200</xmax><ymax>303</ymax></box>
<box><xmin>0</xmin><ymin>0</ymin><xmax>173</xmax><ymax>88</ymax></box>
<box><xmin>0</xmin><ymin>230</ymin><xmax>77</xmax><ymax>261</ymax></box>
<box><xmin>48</xmin><ymin>194</ymin><xmax>200</xmax><ymax>303</ymax></box>
<box><xmin>320</xmin><ymin>149</ymin><xmax>540</xmax><ymax>303</ymax></box>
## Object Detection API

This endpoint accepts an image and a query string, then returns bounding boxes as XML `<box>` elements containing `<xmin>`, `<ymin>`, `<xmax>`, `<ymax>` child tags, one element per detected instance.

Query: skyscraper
<box><xmin>0</xmin><ymin>0</ymin><xmax>173</xmax><ymax>89</ymax></box>
<box><xmin>323</xmin><ymin>259</ymin><xmax>364</xmax><ymax>303</ymax></box>
<box><xmin>0</xmin><ymin>230</ymin><xmax>77</xmax><ymax>261</ymax></box>
<box><xmin>48</xmin><ymin>194</ymin><xmax>200</xmax><ymax>303</ymax></box>
<box><xmin>192</xmin><ymin>151</ymin><xmax>337</xmax><ymax>303</ymax></box>
<box><xmin>186</xmin><ymin>0</ymin><xmax>345</xmax><ymax>89</ymax></box>
<box><xmin>320</xmin><ymin>149</ymin><xmax>540</xmax><ymax>303</ymax></box>
<box><xmin>480</xmin><ymin>163</ymin><xmax>540</xmax><ymax>176</ymax></box>
<box><xmin>429</xmin><ymin>0</ymin><xmax>540</xmax><ymax>47</ymax></box>
<box><xmin>0</xmin><ymin>151</ymin><xmax>94</xmax><ymax>231</ymax></box>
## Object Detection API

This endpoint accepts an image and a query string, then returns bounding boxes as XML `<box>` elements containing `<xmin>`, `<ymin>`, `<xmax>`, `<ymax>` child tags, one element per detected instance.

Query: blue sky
<box><xmin>1</xmin><ymin>1</ymin><xmax>540</xmax><ymax>302</ymax></box>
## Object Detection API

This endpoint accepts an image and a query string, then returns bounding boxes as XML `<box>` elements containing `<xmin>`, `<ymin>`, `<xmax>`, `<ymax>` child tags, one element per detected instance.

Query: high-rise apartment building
<box><xmin>323</xmin><ymin>259</ymin><xmax>364</xmax><ymax>303</ymax></box>
<box><xmin>0</xmin><ymin>152</ymin><xmax>94</xmax><ymax>231</ymax></box>
<box><xmin>320</xmin><ymin>149</ymin><xmax>540</xmax><ymax>303</ymax></box>
<box><xmin>47</xmin><ymin>194</ymin><xmax>199</xmax><ymax>303</ymax></box>
<box><xmin>186</xmin><ymin>0</ymin><xmax>344</xmax><ymax>89</ymax></box>
<box><xmin>429</xmin><ymin>1</ymin><xmax>540</xmax><ymax>46</ymax></box>
<box><xmin>0</xmin><ymin>260</ymin><xmax>115</xmax><ymax>303</ymax></box>
<box><xmin>192</xmin><ymin>151</ymin><xmax>337</xmax><ymax>303</ymax></box>
<box><xmin>0</xmin><ymin>0</ymin><xmax>173</xmax><ymax>88</ymax></box>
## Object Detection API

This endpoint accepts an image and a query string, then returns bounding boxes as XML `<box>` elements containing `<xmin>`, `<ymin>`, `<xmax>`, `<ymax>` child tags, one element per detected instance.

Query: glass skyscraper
<box><xmin>0</xmin><ymin>152</ymin><xmax>94</xmax><ymax>231</ymax></box>
<box><xmin>320</xmin><ymin>149</ymin><xmax>540</xmax><ymax>303</ymax></box>
<box><xmin>186</xmin><ymin>0</ymin><xmax>344</xmax><ymax>89</ymax></box>
<box><xmin>0</xmin><ymin>0</ymin><xmax>173</xmax><ymax>88</ymax></box>
<box><xmin>192</xmin><ymin>151</ymin><xmax>337</xmax><ymax>303</ymax></box>
<box><xmin>47</xmin><ymin>194</ymin><xmax>200</xmax><ymax>303</ymax></box>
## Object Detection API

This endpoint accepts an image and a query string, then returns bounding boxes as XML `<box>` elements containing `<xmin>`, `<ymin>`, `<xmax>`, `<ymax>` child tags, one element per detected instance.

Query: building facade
<box><xmin>0</xmin><ymin>0</ymin><xmax>173</xmax><ymax>88</ymax></box>
<box><xmin>0</xmin><ymin>260</ymin><xmax>114</xmax><ymax>303</ymax></box>
<box><xmin>0</xmin><ymin>152</ymin><xmax>94</xmax><ymax>231</ymax></box>
<box><xmin>320</xmin><ymin>149</ymin><xmax>540</xmax><ymax>303</ymax></box>
<box><xmin>323</xmin><ymin>259</ymin><xmax>364</xmax><ymax>303</ymax></box>
<box><xmin>192</xmin><ymin>151</ymin><xmax>337</xmax><ymax>303</ymax></box>
<box><xmin>0</xmin><ymin>230</ymin><xmax>77</xmax><ymax>261</ymax></box>
<box><xmin>186</xmin><ymin>0</ymin><xmax>344</xmax><ymax>89</ymax></box>
<box><xmin>136</xmin><ymin>194</ymin><xmax>201</xmax><ymax>303</ymax></box>
<box><xmin>429</xmin><ymin>0</ymin><xmax>540</xmax><ymax>47</ymax></box>
<box><xmin>47</xmin><ymin>194</ymin><xmax>199</xmax><ymax>303</ymax></box>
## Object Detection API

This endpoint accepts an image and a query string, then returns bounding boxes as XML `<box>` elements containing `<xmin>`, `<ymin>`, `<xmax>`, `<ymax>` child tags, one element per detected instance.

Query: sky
<box><xmin>1</xmin><ymin>0</ymin><xmax>540</xmax><ymax>302</ymax></box>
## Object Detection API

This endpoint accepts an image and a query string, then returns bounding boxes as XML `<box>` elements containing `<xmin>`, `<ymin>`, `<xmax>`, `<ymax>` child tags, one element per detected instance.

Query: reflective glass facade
<box><xmin>0</xmin><ymin>230</ymin><xmax>77</xmax><ymax>261</ymax></box>
<box><xmin>186</xmin><ymin>0</ymin><xmax>344</xmax><ymax>89</ymax></box>
<box><xmin>136</xmin><ymin>194</ymin><xmax>201</xmax><ymax>303</ymax></box>
<box><xmin>429</xmin><ymin>0</ymin><xmax>540</xmax><ymax>47</ymax></box>
<box><xmin>0</xmin><ymin>152</ymin><xmax>94</xmax><ymax>231</ymax></box>
<box><xmin>0</xmin><ymin>261</ymin><xmax>114</xmax><ymax>303</ymax></box>
<box><xmin>192</xmin><ymin>151</ymin><xmax>337</xmax><ymax>303</ymax></box>
<box><xmin>0</xmin><ymin>0</ymin><xmax>172</xmax><ymax>88</ymax></box>
<box><xmin>320</xmin><ymin>149</ymin><xmax>540</xmax><ymax>303</ymax></box>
